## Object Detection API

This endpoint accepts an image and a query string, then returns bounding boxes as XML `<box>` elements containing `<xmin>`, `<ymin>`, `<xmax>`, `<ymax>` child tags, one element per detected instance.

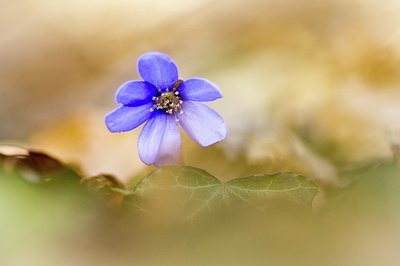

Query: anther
<box><xmin>151</xmin><ymin>81</ymin><xmax>184</xmax><ymax>115</ymax></box>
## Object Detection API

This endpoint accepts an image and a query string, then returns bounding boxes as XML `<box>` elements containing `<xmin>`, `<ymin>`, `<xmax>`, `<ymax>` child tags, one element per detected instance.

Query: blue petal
<box><xmin>137</xmin><ymin>52</ymin><xmax>178</xmax><ymax>90</ymax></box>
<box><xmin>116</xmin><ymin>81</ymin><xmax>158</xmax><ymax>106</ymax></box>
<box><xmin>138</xmin><ymin>113</ymin><xmax>181</xmax><ymax>166</ymax></box>
<box><xmin>179</xmin><ymin>78</ymin><xmax>222</xmax><ymax>102</ymax></box>
<box><xmin>105</xmin><ymin>103</ymin><xmax>152</xmax><ymax>132</ymax></box>
<box><xmin>178</xmin><ymin>101</ymin><xmax>227</xmax><ymax>147</ymax></box>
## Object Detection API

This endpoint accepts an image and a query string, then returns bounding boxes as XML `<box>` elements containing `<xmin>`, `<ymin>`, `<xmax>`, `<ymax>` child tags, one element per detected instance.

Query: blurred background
<box><xmin>2</xmin><ymin>0</ymin><xmax>400</xmax><ymax>181</ymax></box>
<box><xmin>2</xmin><ymin>0</ymin><xmax>400</xmax><ymax>265</ymax></box>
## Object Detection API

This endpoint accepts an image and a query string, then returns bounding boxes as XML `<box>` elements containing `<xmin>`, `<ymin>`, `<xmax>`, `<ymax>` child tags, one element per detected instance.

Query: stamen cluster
<box><xmin>151</xmin><ymin>80</ymin><xmax>184</xmax><ymax>115</ymax></box>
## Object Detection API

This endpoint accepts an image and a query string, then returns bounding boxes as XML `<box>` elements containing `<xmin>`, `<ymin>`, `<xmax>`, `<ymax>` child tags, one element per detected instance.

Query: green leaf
<box><xmin>126</xmin><ymin>166</ymin><xmax>318</xmax><ymax>220</ymax></box>
<box><xmin>225</xmin><ymin>173</ymin><xmax>319</xmax><ymax>204</ymax></box>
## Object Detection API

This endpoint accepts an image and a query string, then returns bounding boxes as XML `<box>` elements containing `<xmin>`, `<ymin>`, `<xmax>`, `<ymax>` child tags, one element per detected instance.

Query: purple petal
<box><xmin>105</xmin><ymin>103</ymin><xmax>152</xmax><ymax>132</ymax></box>
<box><xmin>116</xmin><ymin>81</ymin><xmax>158</xmax><ymax>106</ymax></box>
<box><xmin>137</xmin><ymin>52</ymin><xmax>178</xmax><ymax>90</ymax></box>
<box><xmin>138</xmin><ymin>113</ymin><xmax>181</xmax><ymax>166</ymax></box>
<box><xmin>179</xmin><ymin>78</ymin><xmax>222</xmax><ymax>102</ymax></box>
<box><xmin>178</xmin><ymin>101</ymin><xmax>227</xmax><ymax>147</ymax></box>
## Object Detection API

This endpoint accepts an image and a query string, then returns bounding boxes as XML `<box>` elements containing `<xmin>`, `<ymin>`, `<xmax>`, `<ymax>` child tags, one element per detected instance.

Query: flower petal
<box><xmin>116</xmin><ymin>81</ymin><xmax>158</xmax><ymax>106</ymax></box>
<box><xmin>105</xmin><ymin>103</ymin><xmax>152</xmax><ymax>132</ymax></box>
<box><xmin>179</xmin><ymin>78</ymin><xmax>222</xmax><ymax>102</ymax></box>
<box><xmin>178</xmin><ymin>101</ymin><xmax>227</xmax><ymax>147</ymax></box>
<box><xmin>138</xmin><ymin>113</ymin><xmax>181</xmax><ymax>166</ymax></box>
<box><xmin>155</xmin><ymin>115</ymin><xmax>181</xmax><ymax>167</ymax></box>
<box><xmin>137</xmin><ymin>52</ymin><xmax>178</xmax><ymax>90</ymax></box>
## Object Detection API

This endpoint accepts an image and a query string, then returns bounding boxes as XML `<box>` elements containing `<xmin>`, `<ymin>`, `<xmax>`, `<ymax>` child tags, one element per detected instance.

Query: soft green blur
<box><xmin>1</xmin><ymin>0</ymin><xmax>400</xmax><ymax>265</ymax></box>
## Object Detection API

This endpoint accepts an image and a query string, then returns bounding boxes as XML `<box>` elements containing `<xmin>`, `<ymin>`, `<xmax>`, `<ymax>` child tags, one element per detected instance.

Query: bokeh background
<box><xmin>2</xmin><ymin>0</ymin><xmax>400</xmax><ymax>181</ymax></box>
<box><xmin>2</xmin><ymin>0</ymin><xmax>400</xmax><ymax>265</ymax></box>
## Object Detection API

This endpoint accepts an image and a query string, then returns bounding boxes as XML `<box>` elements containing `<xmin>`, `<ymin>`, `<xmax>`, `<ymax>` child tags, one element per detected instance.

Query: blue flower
<box><xmin>105</xmin><ymin>52</ymin><xmax>227</xmax><ymax>167</ymax></box>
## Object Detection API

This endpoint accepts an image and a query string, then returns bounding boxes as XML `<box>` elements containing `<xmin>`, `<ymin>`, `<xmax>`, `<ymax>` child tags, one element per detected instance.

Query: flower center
<box><xmin>151</xmin><ymin>80</ymin><xmax>184</xmax><ymax>115</ymax></box>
